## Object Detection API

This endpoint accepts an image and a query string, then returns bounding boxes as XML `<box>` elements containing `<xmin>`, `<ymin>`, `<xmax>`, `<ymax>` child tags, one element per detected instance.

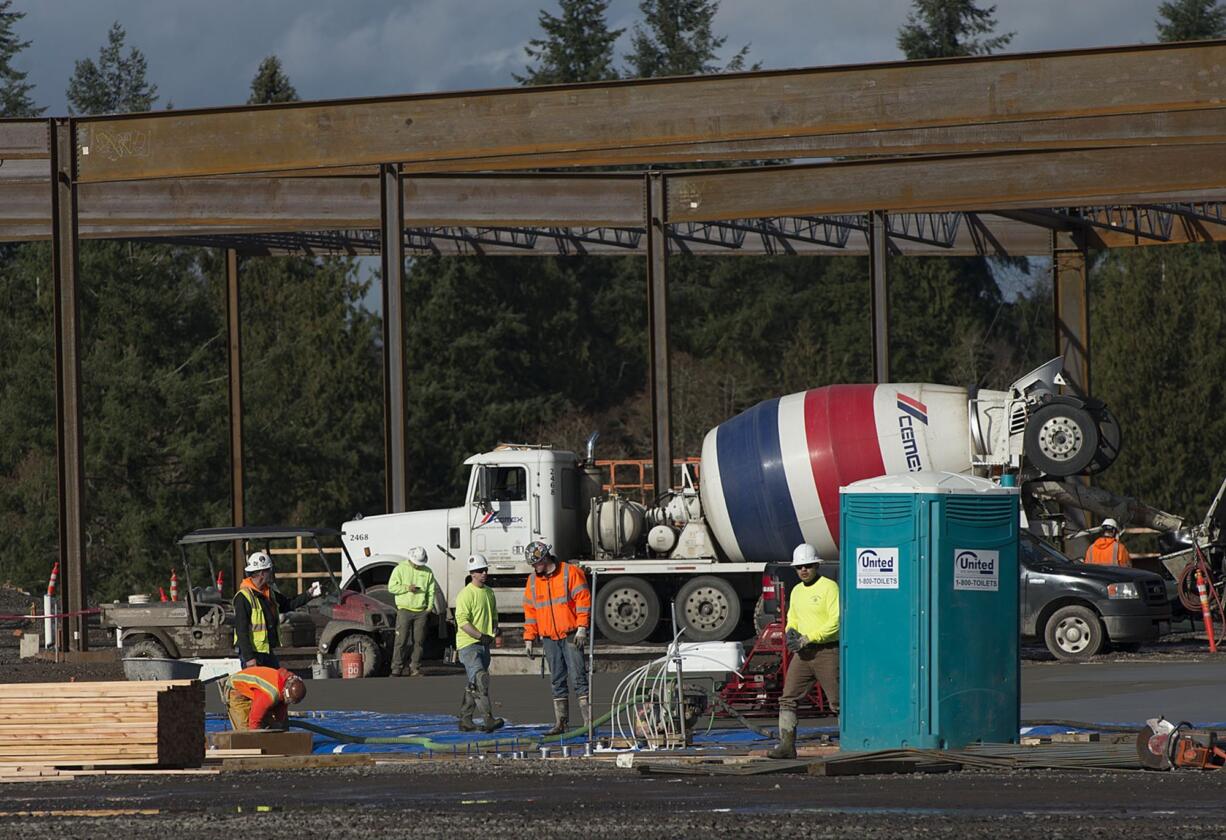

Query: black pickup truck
<box><xmin>1021</xmin><ymin>533</ymin><xmax>1171</xmax><ymax>660</ymax></box>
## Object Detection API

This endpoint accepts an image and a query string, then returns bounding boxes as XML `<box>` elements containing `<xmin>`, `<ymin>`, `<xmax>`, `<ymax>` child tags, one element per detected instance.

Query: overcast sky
<box><xmin>18</xmin><ymin>1</ymin><xmax>1167</xmax><ymax>114</ymax></box>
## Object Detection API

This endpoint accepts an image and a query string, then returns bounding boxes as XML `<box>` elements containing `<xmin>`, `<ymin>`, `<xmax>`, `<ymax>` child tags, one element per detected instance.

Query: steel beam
<box><xmin>1052</xmin><ymin>233</ymin><xmax>1091</xmax><ymax>395</ymax></box>
<box><xmin>0</xmin><ymin>120</ymin><xmax>50</xmax><ymax>159</ymax></box>
<box><xmin>868</xmin><ymin>210</ymin><xmax>890</xmax><ymax>383</ymax></box>
<box><xmin>646</xmin><ymin>173</ymin><xmax>672</xmax><ymax>500</ymax></box>
<box><xmin>72</xmin><ymin>41</ymin><xmax>1226</xmax><ymax>182</ymax></box>
<box><xmin>224</xmin><ymin>248</ymin><xmax>246</xmax><ymax>588</ymax></box>
<box><xmin>49</xmin><ymin>120</ymin><xmax>87</xmax><ymax>651</ymax></box>
<box><xmin>380</xmin><ymin>164</ymin><xmax>409</xmax><ymax>513</ymax></box>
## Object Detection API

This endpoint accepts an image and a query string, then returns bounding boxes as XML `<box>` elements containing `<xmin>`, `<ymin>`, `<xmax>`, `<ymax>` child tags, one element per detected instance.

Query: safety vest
<box><xmin>1085</xmin><ymin>537</ymin><xmax>1132</xmax><ymax>567</ymax></box>
<box><xmin>233</xmin><ymin>585</ymin><xmax>275</xmax><ymax>653</ymax></box>
<box><xmin>229</xmin><ymin>666</ymin><xmax>288</xmax><ymax>704</ymax></box>
<box><xmin>522</xmin><ymin>562</ymin><xmax>590</xmax><ymax>641</ymax></box>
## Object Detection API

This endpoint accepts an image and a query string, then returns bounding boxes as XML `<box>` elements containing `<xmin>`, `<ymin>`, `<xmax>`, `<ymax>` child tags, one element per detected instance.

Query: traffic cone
<box><xmin>46</xmin><ymin>561</ymin><xmax>59</xmax><ymax>597</ymax></box>
<box><xmin>159</xmin><ymin>587</ymin><xmax>168</xmax><ymax>602</ymax></box>
<box><xmin>170</xmin><ymin>569</ymin><xmax>179</xmax><ymax>602</ymax></box>
<box><xmin>215</xmin><ymin>569</ymin><xmax>224</xmax><ymax>593</ymax></box>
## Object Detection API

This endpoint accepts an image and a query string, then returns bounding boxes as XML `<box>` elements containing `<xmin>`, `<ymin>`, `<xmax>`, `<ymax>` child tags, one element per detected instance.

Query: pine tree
<box><xmin>897</xmin><ymin>0</ymin><xmax>1013</xmax><ymax>59</ymax></box>
<box><xmin>248</xmin><ymin>55</ymin><xmax>298</xmax><ymax>104</ymax></box>
<box><xmin>516</xmin><ymin>0</ymin><xmax>623</xmax><ymax>85</ymax></box>
<box><xmin>0</xmin><ymin>1</ymin><xmax>39</xmax><ymax>116</ymax></box>
<box><xmin>626</xmin><ymin>0</ymin><xmax>755</xmax><ymax>77</ymax></box>
<box><xmin>1156</xmin><ymin>0</ymin><xmax>1226</xmax><ymax>41</ymax></box>
<box><xmin>66</xmin><ymin>22</ymin><xmax>158</xmax><ymax>115</ymax></box>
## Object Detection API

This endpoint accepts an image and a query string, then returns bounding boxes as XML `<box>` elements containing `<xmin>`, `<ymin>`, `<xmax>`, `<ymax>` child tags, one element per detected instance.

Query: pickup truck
<box><xmin>1020</xmin><ymin>533</ymin><xmax>1171</xmax><ymax>660</ymax></box>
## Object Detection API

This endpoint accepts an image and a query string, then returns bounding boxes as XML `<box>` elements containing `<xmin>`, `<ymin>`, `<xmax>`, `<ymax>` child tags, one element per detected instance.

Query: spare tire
<box><xmin>1025</xmin><ymin>401</ymin><xmax>1100</xmax><ymax>476</ymax></box>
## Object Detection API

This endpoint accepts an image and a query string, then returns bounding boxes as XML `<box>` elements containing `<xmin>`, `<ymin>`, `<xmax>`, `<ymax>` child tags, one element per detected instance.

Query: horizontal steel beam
<box><xmin>73</xmin><ymin>41</ymin><xmax>1226</xmax><ymax>182</ymax></box>
<box><xmin>0</xmin><ymin>120</ymin><xmax>49</xmax><ymax>159</ymax></box>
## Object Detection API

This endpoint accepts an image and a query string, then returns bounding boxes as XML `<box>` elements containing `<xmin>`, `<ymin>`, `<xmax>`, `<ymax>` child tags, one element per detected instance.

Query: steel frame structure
<box><xmin>1</xmin><ymin>41</ymin><xmax>1223</xmax><ymax>648</ymax></box>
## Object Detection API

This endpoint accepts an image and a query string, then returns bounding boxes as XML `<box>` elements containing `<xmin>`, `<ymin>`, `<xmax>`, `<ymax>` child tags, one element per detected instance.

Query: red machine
<box><xmin>1138</xmin><ymin>718</ymin><xmax>1226</xmax><ymax>770</ymax></box>
<box><xmin>718</xmin><ymin>571</ymin><xmax>830</xmax><ymax>717</ymax></box>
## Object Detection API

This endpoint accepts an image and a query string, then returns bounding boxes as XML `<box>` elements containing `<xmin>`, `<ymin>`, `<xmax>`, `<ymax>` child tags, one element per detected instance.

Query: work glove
<box><xmin>308</xmin><ymin>581</ymin><xmax>323</xmax><ymax>598</ymax></box>
<box><xmin>478</xmin><ymin>634</ymin><xmax>495</xmax><ymax>647</ymax></box>
<box><xmin>524</xmin><ymin>639</ymin><xmax>536</xmax><ymax>660</ymax></box>
<box><xmin>573</xmin><ymin>626</ymin><xmax>588</xmax><ymax>650</ymax></box>
<box><xmin>785</xmin><ymin>627</ymin><xmax>809</xmax><ymax>653</ymax></box>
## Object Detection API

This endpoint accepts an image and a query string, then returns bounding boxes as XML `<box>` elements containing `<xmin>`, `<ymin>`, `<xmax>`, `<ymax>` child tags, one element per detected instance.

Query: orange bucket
<box><xmin>340</xmin><ymin>651</ymin><xmax>364</xmax><ymax>679</ymax></box>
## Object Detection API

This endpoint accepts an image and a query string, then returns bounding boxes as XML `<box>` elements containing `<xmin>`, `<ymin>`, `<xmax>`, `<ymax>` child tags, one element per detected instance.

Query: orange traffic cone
<box><xmin>159</xmin><ymin>587</ymin><xmax>168</xmax><ymax>602</ymax></box>
<box><xmin>215</xmin><ymin>569</ymin><xmax>224</xmax><ymax>593</ymax></box>
<box><xmin>46</xmin><ymin>561</ymin><xmax>59</xmax><ymax>597</ymax></box>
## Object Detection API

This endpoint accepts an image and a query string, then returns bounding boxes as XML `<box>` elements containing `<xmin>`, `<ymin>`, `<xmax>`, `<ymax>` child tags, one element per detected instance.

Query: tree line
<box><xmin>0</xmin><ymin>0</ymin><xmax>1223</xmax><ymax>600</ymax></box>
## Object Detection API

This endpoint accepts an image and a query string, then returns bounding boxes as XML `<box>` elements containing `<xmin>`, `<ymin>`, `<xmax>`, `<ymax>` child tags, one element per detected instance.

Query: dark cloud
<box><xmin>14</xmin><ymin>0</ymin><xmax>1162</xmax><ymax>114</ymax></box>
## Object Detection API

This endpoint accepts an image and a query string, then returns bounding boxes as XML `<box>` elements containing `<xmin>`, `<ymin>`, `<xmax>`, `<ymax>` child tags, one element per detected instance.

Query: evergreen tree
<box><xmin>0</xmin><ymin>0</ymin><xmax>39</xmax><ymax>116</ymax></box>
<box><xmin>626</xmin><ymin>0</ymin><xmax>754</xmax><ymax>77</ymax></box>
<box><xmin>248</xmin><ymin>55</ymin><xmax>298</xmax><ymax>104</ymax></box>
<box><xmin>66</xmin><ymin>22</ymin><xmax>157</xmax><ymax>115</ymax></box>
<box><xmin>516</xmin><ymin>0</ymin><xmax>623</xmax><ymax>85</ymax></box>
<box><xmin>1156</xmin><ymin>0</ymin><xmax>1226</xmax><ymax>40</ymax></box>
<box><xmin>897</xmin><ymin>0</ymin><xmax>1013</xmax><ymax>59</ymax></box>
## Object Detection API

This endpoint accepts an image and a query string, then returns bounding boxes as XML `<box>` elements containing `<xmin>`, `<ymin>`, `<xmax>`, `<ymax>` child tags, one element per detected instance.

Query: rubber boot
<box><xmin>475</xmin><ymin>673</ymin><xmax>505</xmax><ymax>732</ymax></box>
<box><xmin>577</xmin><ymin>695</ymin><xmax>591</xmax><ymax>730</ymax></box>
<box><xmin>457</xmin><ymin>687</ymin><xmax>480</xmax><ymax>732</ymax></box>
<box><xmin>544</xmin><ymin>698</ymin><xmax>569</xmax><ymax>736</ymax></box>
<box><xmin>767</xmin><ymin>709</ymin><xmax>798</xmax><ymax>759</ymax></box>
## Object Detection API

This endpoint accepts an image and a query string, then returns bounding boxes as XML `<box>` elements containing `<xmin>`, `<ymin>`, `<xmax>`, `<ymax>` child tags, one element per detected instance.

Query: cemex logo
<box><xmin>896</xmin><ymin>392</ymin><xmax>928</xmax><ymax>471</ymax></box>
<box><xmin>858</xmin><ymin>548</ymin><xmax>895</xmax><ymax>573</ymax></box>
<box><xmin>477</xmin><ymin>512</ymin><xmax>523</xmax><ymax>528</ymax></box>
<box><xmin>955</xmin><ymin>550</ymin><xmax>995</xmax><ymax>575</ymax></box>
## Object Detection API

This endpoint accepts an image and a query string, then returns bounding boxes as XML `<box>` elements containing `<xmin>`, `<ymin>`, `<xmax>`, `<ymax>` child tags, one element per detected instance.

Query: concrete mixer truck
<box><xmin>340</xmin><ymin>358</ymin><xmax>1146</xmax><ymax>645</ymax></box>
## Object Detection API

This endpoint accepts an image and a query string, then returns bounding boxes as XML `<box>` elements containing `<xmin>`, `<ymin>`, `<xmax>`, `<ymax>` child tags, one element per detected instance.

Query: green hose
<box><xmin>290</xmin><ymin>703</ymin><xmax>625</xmax><ymax>751</ymax></box>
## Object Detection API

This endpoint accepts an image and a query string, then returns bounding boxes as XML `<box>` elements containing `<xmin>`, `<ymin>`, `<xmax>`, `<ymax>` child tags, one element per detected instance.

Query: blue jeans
<box><xmin>457</xmin><ymin>643</ymin><xmax>490</xmax><ymax>683</ymax></box>
<box><xmin>541</xmin><ymin>636</ymin><xmax>588</xmax><ymax>699</ymax></box>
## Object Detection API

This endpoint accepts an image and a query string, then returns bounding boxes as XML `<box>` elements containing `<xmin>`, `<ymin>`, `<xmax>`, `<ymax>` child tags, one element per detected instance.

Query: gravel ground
<box><xmin>1</xmin><ymin>761</ymin><xmax>1225</xmax><ymax>839</ymax></box>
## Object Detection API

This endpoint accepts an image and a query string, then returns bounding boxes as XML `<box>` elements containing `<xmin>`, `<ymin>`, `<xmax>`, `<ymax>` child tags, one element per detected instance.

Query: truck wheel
<box><xmin>595</xmin><ymin>576</ymin><xmax>661</xmax><ymax>645</ymax></box>
<box><xmin>1024</xmin><ymin>402</ymin><xmax>1100</xmax><ymax>477</ymax></box>
<box><xmin>1043</xmin><ymin>605</ymin><xmax>1104</xmax><ymax>661</ymax></box>
<box><xmin>124</xmin><ymin>638</ymin><xmax>169</xmax><ymax>659</ymax></box>
<box><xmin>334</xmin><ymin>632</ymin><xmax>384</xmax><ymax>677</ymax></box>
<box><xmin>677</xmin><ymin>576</ymin><xmax>742</xmax><ymax>642</ymax></box>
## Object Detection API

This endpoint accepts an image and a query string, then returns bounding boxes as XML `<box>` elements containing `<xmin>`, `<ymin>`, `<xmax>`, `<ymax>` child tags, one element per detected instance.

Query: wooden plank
<box><xmin>208</xmin><ymin>730</ymin><xmax>313</xmax><ymax>756</ymax></box>
<box><xmin>215</xmin><ymin>753</ymin><xmax>373</xmax><ymax>771</ymax></box>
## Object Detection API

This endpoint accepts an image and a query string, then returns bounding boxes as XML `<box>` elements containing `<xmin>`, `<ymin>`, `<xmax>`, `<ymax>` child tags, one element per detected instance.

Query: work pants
<box><xmin>457</xmin><ymin>643</ymin><xmax>495</xmax><ymax>722</ymax></box>
<box><xmin>541</xmin><ymin>634</ymin><xmax>588</xmax><ymax>700</ymax></box>
<box><xmin>392</xmin><ymin>608</ymin><xmax>430</xmax><ymax>673</ymax></box>
<box><xmin>778</xmin><ymin>642</ymin><xmax>839</xmax><ymax>714</ymax></box>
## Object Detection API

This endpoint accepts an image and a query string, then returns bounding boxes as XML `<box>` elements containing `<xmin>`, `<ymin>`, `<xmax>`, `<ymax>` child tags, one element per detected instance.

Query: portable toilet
<box><xmin>839</xmin><ymin>471</ymin><xmax>1019</xmax><ymax>750</ymax></box>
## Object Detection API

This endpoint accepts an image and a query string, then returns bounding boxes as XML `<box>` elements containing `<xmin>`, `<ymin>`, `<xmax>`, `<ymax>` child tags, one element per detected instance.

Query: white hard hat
<box><xmin>245</xmin><ymin>551</ymin><xmax>273</xmax><ymax>573</ymax></box>
<box><xmin>791</xmin><ymin>543</ymin><xmax>820</xmax><ymax>567</ymax></box>
<box><xmin>1102</xmin><ymin>518</ymin><xmax>1120</xmax><ymax>531</ymax></box>
<box><xmin>407</xmin><ymin>546</ymin><xmax>429</xmax><ymax>566</ymax></box>
<box><xmin>467</xmin><ymin>553</ymin><xmax>489</xmax><ymax>572</ymax></box>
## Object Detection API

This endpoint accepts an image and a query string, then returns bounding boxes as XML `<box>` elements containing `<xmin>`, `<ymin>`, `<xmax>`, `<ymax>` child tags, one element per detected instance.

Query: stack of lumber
<box><xmin>0</xmin><ymin>680</ymin><xmax>204</xmax><ymax>769</ymax></box>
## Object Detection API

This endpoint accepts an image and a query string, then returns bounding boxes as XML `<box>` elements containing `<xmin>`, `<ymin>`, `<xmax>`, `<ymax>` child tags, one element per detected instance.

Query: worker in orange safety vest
<box><xmin>223</xmin><ymin>665</ymin><xmax>307</xmax><ymax>731</ymax></box>
<box><xmin>1084</xmin><ymin>518</ymin><xmax>1132</xmax><ymax>567</ymax></box>
<box><xmin>522</xmin><ymin>540</ymin><xmax>591</xmax><ymax>735</ymax></box>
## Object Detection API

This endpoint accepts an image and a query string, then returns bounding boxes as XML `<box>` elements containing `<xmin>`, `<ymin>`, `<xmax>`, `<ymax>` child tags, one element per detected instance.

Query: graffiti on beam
<box><xmin>81</xmin><ymin>129</ymin><xmax>151</xmax><ymax>162</ymax></box>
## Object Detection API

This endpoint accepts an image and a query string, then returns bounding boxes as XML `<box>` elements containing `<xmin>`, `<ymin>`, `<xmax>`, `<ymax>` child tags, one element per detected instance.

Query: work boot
<box><xmin>544</xmin><ymin>698</ymin><xmax>569</xmax><ymax>736</ymax></box>
<box><xmin>389</xmin><ymin>668</ymin><xmax>404</xmax><ymax>677</ymax></box>
<box><xmin>577</xmin><ymin>695</ymin><xmax>592</xmax><ymax>730</ymax></box>
<box><xmin>767</xmin><ymin>710</ymin><xmax>798</xmax><ymax>759</ymax></box>
<box><xmin>482</xmin><ymin>716</ymin><xmax>506</xmax><ymax>733</ymax></box>
<box><xmin>458</xmin><ymin>687</ymin><xmax>479</xmax><ymax>731</ymax></box>
<box><xmin>458</xmin><ymin>716</ymin><xmax>480</xmax><ymax>732</ymax></box>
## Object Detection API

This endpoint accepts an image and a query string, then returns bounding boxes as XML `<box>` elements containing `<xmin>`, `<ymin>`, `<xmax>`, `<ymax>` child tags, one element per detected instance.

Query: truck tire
<box><xmin>1024</xmin><ymin>401</ymin><xmax>1100</xmax><ymax>477</ymax></box>
<box><xmin>595</xmin><ymin>576</ymin><xmax>661</xmax><ymax>645</ymax></box>
<box><xmin>333</xmin><ymin>632</ymin><xmax>384</xmax><ymax>677</ymax></box>
<box><xmin>677</xmin><ymin>576</ymin><xmax>742</xmax><ymax>642</ymax></box>
<box><xmin>124</xmin><ymin>638</ymin><xmax>169</xmax><ymax>659</ymax></box>
<box><xmin>1043</xmin><ymin>604</ymin><xmax>1104</xmax><ymax>661</ymax></box>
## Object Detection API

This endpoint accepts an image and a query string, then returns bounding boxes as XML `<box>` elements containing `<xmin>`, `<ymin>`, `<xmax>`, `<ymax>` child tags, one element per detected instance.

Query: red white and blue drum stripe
<box><xmin>699</xmin><ymin>383</ymin><xmax>975</xmax><ymax>562</ymax></box>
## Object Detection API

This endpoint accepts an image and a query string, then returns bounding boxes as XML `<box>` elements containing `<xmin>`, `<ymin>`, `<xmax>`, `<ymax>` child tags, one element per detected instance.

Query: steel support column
<box><xmin>1052</xmin><ymin>232</ymin><xmax>1091</xmax><ymax>394</ymax></box>
<box><xmin>868</xmin><ymin>210</ymin><xmax>890</xmax><ymax>383</ymax></box>
<box><xmin>380</xmin><ymin>163</ymin><xmax>409</xmax><ymax>512</ymax></box>
<box><xmin>224</xmin><ymin>248</ymin><xmax>246</xmax><ymax>587</ymax></box>
<box><xmin>50</xmin><ymin>120</ymin><xmax>87</xmax><ymax>651</ymax></box>
<box><xmin>646</xmin><ymin>173</ymin><xmax>672</xmax><ymax>500</ymax></box>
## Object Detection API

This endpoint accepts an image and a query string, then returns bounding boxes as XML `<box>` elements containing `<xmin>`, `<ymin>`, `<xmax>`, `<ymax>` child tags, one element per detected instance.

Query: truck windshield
<box><xmin>1021</xmin><ymin>535</ymin><xmax>1076</xmax><ymax>566</ymax></box>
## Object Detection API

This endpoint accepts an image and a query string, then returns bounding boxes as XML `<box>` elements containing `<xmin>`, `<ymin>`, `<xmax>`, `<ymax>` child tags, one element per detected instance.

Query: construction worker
<box><xmin>522</xmin><ymin>540</ymin><xmax>591</xmax><ymax>735</ymax></box>
<box><xmin>1084</xmin><ymin>518</ymin><xmax>1132</xmax><ymax>567</ymax></box>
<box><xmin>224</xmin><ymin>665</ymin><xmax>307</xmax><ymax>731</ymax></box>
<box><xmin>388</xmin><ymin>546</ymin><xmax>440</xmax><ymax>676</ymax></box>
<box><xmin>455</xmin><ymin>553</ymin><xmax>505</xmax><ymax>733</ymax></box>
<box><xmin>768</xmin><ymin>543</ymin><xmax>840</xmax><ymax>760</ymax></box>
<box><xmin>234</xmin><ymin>551</ymin><xmax>322</xmax><ymax>668</ymax></box>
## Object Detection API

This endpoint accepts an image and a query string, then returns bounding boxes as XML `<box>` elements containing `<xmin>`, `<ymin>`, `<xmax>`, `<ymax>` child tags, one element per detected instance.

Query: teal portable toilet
<box><xmin>839</xmin><ymin>471</ymin><xmax>1019</xmax><ymax>750</ymax></box>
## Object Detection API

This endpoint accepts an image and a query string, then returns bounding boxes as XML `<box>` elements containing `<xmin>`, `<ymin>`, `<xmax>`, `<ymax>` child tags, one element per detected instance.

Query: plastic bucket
<box><xmin>340</xmin><ymin>651</ymin><xmax>364</xmax><ymax>679</ymax></box>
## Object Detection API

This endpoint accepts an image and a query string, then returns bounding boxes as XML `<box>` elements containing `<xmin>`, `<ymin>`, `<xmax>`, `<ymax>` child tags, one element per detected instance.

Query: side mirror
<box><xmin>476</xmin><ymin>465</ymin><xmax>494</xmax><ymax>512</ymax></box>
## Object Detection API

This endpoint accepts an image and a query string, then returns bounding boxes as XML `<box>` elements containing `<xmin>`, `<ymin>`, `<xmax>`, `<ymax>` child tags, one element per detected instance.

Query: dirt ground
<box><xmin>1</xmin><ymin>760</ymin><xmax>1225</xmax><ymax>839</ymax></box>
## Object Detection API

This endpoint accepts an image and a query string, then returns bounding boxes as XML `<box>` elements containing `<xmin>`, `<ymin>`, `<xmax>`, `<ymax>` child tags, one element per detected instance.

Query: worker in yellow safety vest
<box><xmin>233</xmin><ymin>551</ymin><xmax>322</xmax><ymax>668</ymax></box>
<box><xmin>388</xmin><ymin>546</ymin><xmax>441</xmax><ymax>676</ymax></box>
<box><xmin>768</xmin><ymin>543</ymin><xmax>840</xmax><ymax>760</ymax></box>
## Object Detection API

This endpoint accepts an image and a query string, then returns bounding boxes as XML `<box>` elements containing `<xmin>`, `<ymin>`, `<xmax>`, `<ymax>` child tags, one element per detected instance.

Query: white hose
<box><xmin>609</xmin><ymin>649</ymin><xmax>744</xmax><ymax>750</ymax></box>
